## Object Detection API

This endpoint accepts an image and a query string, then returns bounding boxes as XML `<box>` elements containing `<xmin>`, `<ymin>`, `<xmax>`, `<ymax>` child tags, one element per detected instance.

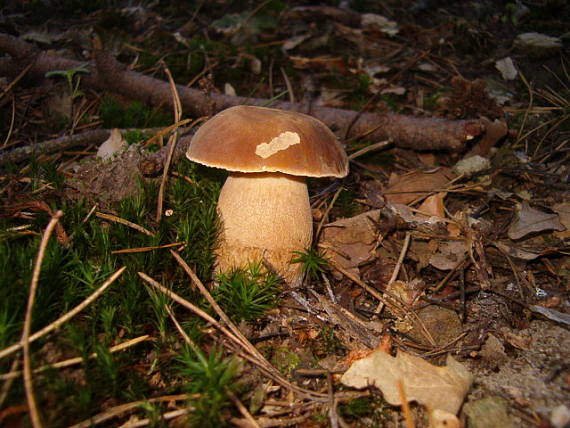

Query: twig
<box><xmin>165</xmin><ymin>306</ymin><xmax>201</xmax><ymax>352</ymax></box>
<box><xmin>347</xmin><ymin>139</ymin><xmax>391</xmax><ymax>161</ymax></box>
<box><xmin>0</xmin><ymin>359</ymin><xmax>19</xmax><ymax>408</ymax></box>
<box><xmin>398</xmin><ymin>380</ymin><xmax>415</xmax><ymax>428</ymax></box>
<box><xmin>0</xmin><ymin>335</ymin><xmax>151</xmax><ymax>381</ymax></box>
<box><xmin>95</xmin><ymin>212</ymin><xmax>155</xmax><ymax>237</ymax></box>
<box><xmin>169</xmin><ymin>250</ymin><xmax>259</xmax><ymax>353</ymax></box>
<box><xmin>0</xmin><ymin>129</ymin><xmax>111</xmax><ymax>164</ymax></box>
<box><xmin>280</xmin><ymin>67</ymin><xmax>295</xmax><ymax>103</ymax></box>
<box><xmin>374</xmin><ymin>231</ymin><xmax>411</xmax><ymax>314</ymax></box>
<box><xmin>315</xmin><ymin>185</ymin><xmax>343</xmax><ymax>242</ymax></box>
<box><xmin>2</xmin><ymin>95</ymin><xmax>15</xmax><ymax>147</ymax></box>
<box><xmin>0</xmin><ymin>33</ymin><xmax>484</xmax><ymax>151</ymax></box>
<box><xmin>0</xmin><ymin>266</ymin><xmax>126</xmax><ymax>360</ymax></box>
<box><xmin>111</xmin><ymin>242</ymin><xmax>184</xmax><ymax>254</ymax></box>
<box><xmin>68</xmin><ymin>394</ymin><xmax>191</xmax><ymax>428</ymax></box>
<box><xmin>227</xmin><ymin>389</ymin><xmax>262</xmax><ymax>428</ymax></box>
<box><xmin>22</xmin><ymin>210</ymin><xmax>63</xmax><ymax>428</ymax></box>
<box><xmin>329</xmin><ymin>259</ymin><xmax>406</xmax><ymax>318</ymax></box>
<box><xmin>0</xmin><ymin>61</ymin><xmax>32</xmax><ymax>101</ymax></box>
<box><xmin>118</xmin><ymin>409</ymin><xmax>190</xmax><ymax>428</ymax></box>
<box><xmin>156</xmin><ymin>63</ymin><xmax>183</xmax><ymax>223</ymax></box>
<box><xmin>138</xmin><ymin>270</ymin><xmax>331</xmax><ymax>401</ymax></box>
<box><xmin>388</xmin><ymin>231</ymin><xmax>411</xmax><ymax>286</ymax></box>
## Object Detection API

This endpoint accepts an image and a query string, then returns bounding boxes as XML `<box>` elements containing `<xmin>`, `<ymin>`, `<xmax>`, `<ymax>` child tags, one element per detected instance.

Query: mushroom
<box><xmin>186</xmin><ymin>105</ymin><xmax>348</xmax><ymax>286</ymax></box>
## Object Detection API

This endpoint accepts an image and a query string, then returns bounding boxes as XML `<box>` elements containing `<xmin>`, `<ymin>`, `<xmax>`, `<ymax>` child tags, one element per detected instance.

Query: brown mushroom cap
<box><xmin>186</xmin><ymin>105</ymin><xmax>348</xmax><ymax>178</ymax></box>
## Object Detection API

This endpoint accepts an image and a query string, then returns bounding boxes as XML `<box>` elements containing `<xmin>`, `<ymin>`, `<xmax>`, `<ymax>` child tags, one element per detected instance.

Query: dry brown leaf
<box><xmin>552</xmin><ymin>202</ymin><xmax>570</xmax><ymax>239</ymax></box>
<box><xmin>385</xmin><ymin>279</ymin><xmax>424</xmax><ymax>307</ymax></box>
<box><xmin>341</xmin><ymin>350</ymin><xmax>472</xmax><ymax>414</ymax></box>
<box><xmin>384</xmin><ymin>168</ymin><xmax>456</xmax><ymax>205</ymax></box>
<box><xmin>417</xmin><ymin>192</ymin><xmax>446</xmax><ymax>217</ymax></box>
<box><xmin>508</xmin><ymin>202</ymin><xmax>565</xmax><ymax>240</ymax></box>
<box><xmin>319</xmin><ymin>210</ymin><xmax>380</xmax><ymax>279</ymax></box>
<box><xmin>429</xmin><ymin>240</ymin><xmax>468</xmax><ymax>271</ymax></box>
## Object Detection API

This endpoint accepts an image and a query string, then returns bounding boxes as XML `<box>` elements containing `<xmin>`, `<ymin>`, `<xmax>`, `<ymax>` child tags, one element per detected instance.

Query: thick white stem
<box><xmin>215</xmin><ymin>172</ymin><xmax>312</xmax><ymax>287</ymax></box>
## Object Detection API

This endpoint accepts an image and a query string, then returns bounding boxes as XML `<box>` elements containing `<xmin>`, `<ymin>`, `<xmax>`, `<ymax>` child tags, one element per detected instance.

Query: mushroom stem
<box><xmin>215</xmin><ymin>172</ymin><xmax>312</xmax><ymax>286</ymax></box>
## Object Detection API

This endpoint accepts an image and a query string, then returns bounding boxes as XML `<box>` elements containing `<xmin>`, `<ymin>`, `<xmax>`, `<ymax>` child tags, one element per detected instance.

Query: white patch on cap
<box><xmin>255</xmin><ymin>131</ymin><xmax>300</xmax><ymax>159</ymax></box>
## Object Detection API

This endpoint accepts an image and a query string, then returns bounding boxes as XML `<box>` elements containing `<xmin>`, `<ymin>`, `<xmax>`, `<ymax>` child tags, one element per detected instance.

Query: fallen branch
<box><xmin>0</xmin><ymin>129</ymin><xmax>110</xmax><ymax>165</ymax></box>
<box><xmin>0</xmin><ymin>33</ymin><xmax>484</xmax><ymax>151</ymax></box>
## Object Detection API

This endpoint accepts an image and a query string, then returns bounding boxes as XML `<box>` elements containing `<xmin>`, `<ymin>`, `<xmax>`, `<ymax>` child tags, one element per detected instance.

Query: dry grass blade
<box><xmin>0</xmin><ymin>335</ymin><xmax>151</xmax><ymax>381</ymax></box>
<box><xmin>95</xmin><ymin>212</ymin><xmax>155</xmax><ymax>236</ymax></box>
<box><xmin>227</xmin><ymin>389</ymin><xmax>262</xmax><ymax>428</ymax></box>
<box><xmin>0</xmin><ymin>266</ymin><xmax>126</xmax><ymax>360</ymax></box>
<box><xmin>169</xmin><ymin>250</ymin><xmax>254</xmax><ymax>350</ymax></box>
<box><xmin>68</xmin><ymin>394</ymin><xmax>191</xmax><ymax>428</ymax></box>
<box><xmin>22</xmin><ymin>210</ymin><xmax>63</xmax><ymax>428</ymax></box>
<box><xmin>315</xmin><ymin>186</ymin><xmax>343</xmax><ymax>242</ymax></box>
<box><xmin>165</xmin><ymin>307</ymin><xmax>262</xmax><ymax>427</ymax></box>
<box><xmin>156</xmin><ymin>63</ymin><xmax>183</xmax><ymax>223</ymax></box>
<box><xmin>118</xmin><ymin>409</ymin><xmax>190</xmax><ymax>428</ymax></box>
<box><xmin>165</xmin><ymin>306</ymin><xmax>201</xmax><ymax>352</ymax></box>
<box><xmin>329</xmin><ymin>259</ymin><xmax>406</xmax><ymax>318</ymax></box>
<box><xmin>398</xmin><ymin>380</ymin><xmax>415</xmax><ymax>428</ymax></box>
<box><xmin>111</xmin><ymin>242</ymin><xmax>184</xmax><ymax>254</ymax></box>
<box><xmin>169</xmin><ymin>251</ymin><xmax>322</xmax><ymax>392</ymax></box>
<box><xmin>0</xmin><ymin>359</ymin><xmax>19</xmax><ymax>408</ymax></box>
<box><xmin>347</xmin><ymin>139</ymin><xmax>391</xmax><ymax>161</ymax></box>
<box><xmin>0</xmin><ymin>62</ymin><xmax>33</xmax><ymax>102</ymax></box>
<box><xmin>137</xmin><ymin>270</ymin><xmax>330</xmax><ymax>401</ymax></box>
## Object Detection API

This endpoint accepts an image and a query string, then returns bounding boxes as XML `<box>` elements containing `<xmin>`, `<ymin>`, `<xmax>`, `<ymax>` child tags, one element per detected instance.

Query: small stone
<box><xmin>480</xmin><ymin>334</ymin><xmax>507</xmax><ymax>368</ymax></box>
<box><xmin>453</xmin><ymin>155</ymin><xmax>491</xmax><ymax>177</ymax></box>
<box><xmin>407</xmin><ymin>305</ymin><xmax>462</xmax><ymax>347</ymax></box>
<box><xmin>463</xmin><ymin>396</ymin><xmax>514</xmax><ymax>428</ymax></box>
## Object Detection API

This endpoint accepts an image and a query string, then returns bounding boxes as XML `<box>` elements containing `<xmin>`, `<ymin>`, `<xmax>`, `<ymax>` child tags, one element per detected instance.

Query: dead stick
<box><xmin>22</xmin><ymin>211</ymin><xmax>63</xmax><ymax>428</ymax></box>
<box><xmin>0</xmin><ymin>129</ymin><xmax>110</xmax><ymax>165</ymax></box>
<box><xmin>0</xmin><ymin>33</ymin><xmax>484</xmax><ymax>151</ymax></box>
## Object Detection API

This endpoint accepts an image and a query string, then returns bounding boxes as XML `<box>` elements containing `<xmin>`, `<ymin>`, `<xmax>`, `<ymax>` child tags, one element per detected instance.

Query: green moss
<box><xmin>176</xmin><ymin>347</ymin><xmax>241</xmax><ymax>427</ymax></box>
<box><xmin>99</xmin><ymin>96</ymin><xmax>171</xmax><ymax>129</ymax></box>
<box><xmin>0</xmin><ymin>155</ymin><xmax>224</xmax><ymax>423</ymax></box>
<box><xmin>213</xmin><ymin>263</ymin><xmax>281</xmax><ymax>323</ymax></box>
<box><xmin>271</xmin><ymin>346</ymin><xmax>301</xmax><ymax>375</ymax></box>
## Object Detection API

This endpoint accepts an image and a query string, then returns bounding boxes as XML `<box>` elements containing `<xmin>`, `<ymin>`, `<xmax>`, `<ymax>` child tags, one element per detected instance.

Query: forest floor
<box><xmin>0</xmin><ymin>1</ymin><xmax>569</xmax><ymax>427</ymax></box>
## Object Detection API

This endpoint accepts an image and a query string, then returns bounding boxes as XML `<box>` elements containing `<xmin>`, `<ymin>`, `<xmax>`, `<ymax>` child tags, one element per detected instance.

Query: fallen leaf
<box><xmin>493</xmin><ymin>241</ymin><xmax>542</xmax><ymax>260</ymax></box>
<box><xmin>319</xmin><ymin>210</ymin><xmax>380</xmax><ymax>279</ymax></box>
<box><xmin>417</xmin><ymin>192</ymin><xmax>446</xmax><ymax>217</ymax></box>
<box><xmin>495</xmin><ymin>57</ymin><xmax>518</xmax><ymax>81</ymax></box>
<box><xmin>507</xmin><ymin>202</ymin><xmax>566</xmax><ymax>240</ymax></box>
<box><xmin>529</xmin><ymin>305</ymin><xmax>570</xmax><ymax>327</ymax></box>
<box><xmin>429</xmin><ymin>240</ymin><xmax>468</xmax><ymax>271</ymax></box>
<box><xmin>384</xmin><ymin>168</ymin><xmax>456</xmax><ymax>205</ymax></box>
<box><xmin>341</xmin><ymin>350</ymin><xmax>472</xmax><ymax>414</ymax></box>
<box><xmin>552</xmin><ymin>202</ymin><xmax>570</xmax><ymax>239</ymax></box>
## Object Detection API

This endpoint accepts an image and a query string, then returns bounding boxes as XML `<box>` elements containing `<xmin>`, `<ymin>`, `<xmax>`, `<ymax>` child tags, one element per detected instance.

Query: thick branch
<box><xmin>0</xmin><ymin>33</ymin><xmax>484</xmax><ymax>151</ymax></box>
